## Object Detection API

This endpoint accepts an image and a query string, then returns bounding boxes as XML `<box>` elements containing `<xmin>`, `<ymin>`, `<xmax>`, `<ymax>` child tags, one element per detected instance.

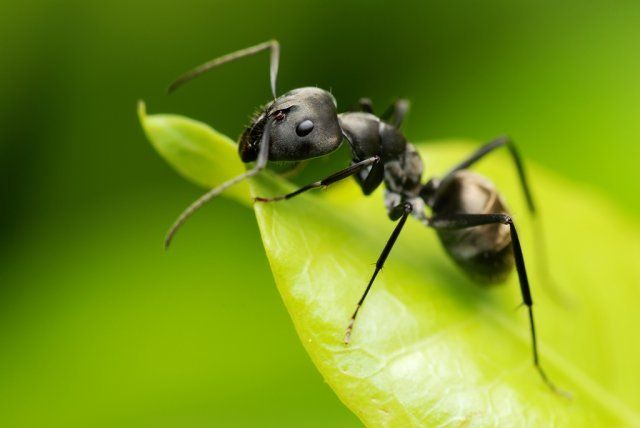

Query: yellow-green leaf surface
<box><xmin>139</xmin><ymin>102</ymin><xmax>640</xmax><ymax>427</ymax></box>
<box><xmin>138</xmin><ymin>101</ymin><xmax>250</xmax><ymax>205</ymax></box>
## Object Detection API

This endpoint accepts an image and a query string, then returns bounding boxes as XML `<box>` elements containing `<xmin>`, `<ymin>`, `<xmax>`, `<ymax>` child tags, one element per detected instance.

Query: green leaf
<box><xmin>139</xmin><ymin>103</ymin><xmax>640</xmax><ymax>426</ymax></box>
<box><xmin>138</xmin><ymin>101</ymin><xmax>250</xmax><ymax>205</ymax></box>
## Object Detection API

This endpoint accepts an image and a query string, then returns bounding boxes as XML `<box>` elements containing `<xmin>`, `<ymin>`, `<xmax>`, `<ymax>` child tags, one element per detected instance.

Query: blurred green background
<box><xmin>1</xmin><ymin>1</ymin><xmax>639</xmax><ymax>427</ymax></box>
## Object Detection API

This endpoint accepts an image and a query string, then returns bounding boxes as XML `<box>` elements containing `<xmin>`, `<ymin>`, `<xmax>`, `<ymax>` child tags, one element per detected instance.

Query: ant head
<box><xmin>239</xmin><ymin>87</ymin><xmax>343</xmax><ymax>162</ymax></box>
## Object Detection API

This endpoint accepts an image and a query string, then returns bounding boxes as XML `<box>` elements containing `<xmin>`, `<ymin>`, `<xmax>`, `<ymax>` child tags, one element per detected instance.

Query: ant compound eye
<box><xmin>295</xmin><ymin>119</ymin><xmax>314</xmax><ymax>137</ymax></box>
<box><xmin>274</xmin><ymin>111</ymin><xmax>286</xmax><ymax>121</ymax></box>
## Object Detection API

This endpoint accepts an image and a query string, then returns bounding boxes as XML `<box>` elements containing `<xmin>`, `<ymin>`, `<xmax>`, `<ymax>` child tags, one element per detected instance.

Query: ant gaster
<box><xmin>165</xmin><ymin>40</ymin><xmax>567</xmax><ymax>395</ymax></box>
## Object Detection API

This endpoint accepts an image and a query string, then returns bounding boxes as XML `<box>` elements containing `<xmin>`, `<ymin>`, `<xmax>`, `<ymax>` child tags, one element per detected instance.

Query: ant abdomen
<box><xmin>432</xmin><ymin>171</ymin><xmax>515</xmax><ymax>284</ymax></box>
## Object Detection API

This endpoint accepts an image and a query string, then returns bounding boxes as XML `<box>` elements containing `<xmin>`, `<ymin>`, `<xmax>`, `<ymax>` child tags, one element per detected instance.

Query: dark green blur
<box><xmin>1</xmin><ymin>1</ymin><xmax>639</xmax><ymax>426</ymax></box>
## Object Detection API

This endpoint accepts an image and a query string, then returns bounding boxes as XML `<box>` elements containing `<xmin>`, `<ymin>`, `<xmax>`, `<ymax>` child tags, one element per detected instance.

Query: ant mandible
<box><xmin>164</xmin><ymin>40</ymin><xmax>566</xmax><ymax>395</ymax></box>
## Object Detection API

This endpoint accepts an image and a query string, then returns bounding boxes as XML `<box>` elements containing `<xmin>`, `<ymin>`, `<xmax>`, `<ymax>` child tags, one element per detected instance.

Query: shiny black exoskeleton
<box><xmin>163</xmin><ymin>40</ymin><xmax>566</xmax><ymax>395</ymax></box>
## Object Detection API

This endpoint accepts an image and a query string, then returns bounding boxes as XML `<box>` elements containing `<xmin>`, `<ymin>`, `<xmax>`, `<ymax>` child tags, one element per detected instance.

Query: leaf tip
<box><xmin>137</xmin><ymin>100</ymin><xmax>147</xmax><ymax>123</ymax></box>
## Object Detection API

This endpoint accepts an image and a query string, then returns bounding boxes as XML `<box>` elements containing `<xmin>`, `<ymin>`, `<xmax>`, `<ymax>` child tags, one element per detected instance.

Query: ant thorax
<box><xmin>338</xmin><ymin>111</ymin><xmax>425</xmax><ymax>219</ymax></box>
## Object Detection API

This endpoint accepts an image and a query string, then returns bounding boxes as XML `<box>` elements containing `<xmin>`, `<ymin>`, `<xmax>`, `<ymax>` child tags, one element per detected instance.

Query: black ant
<box><xmin>164</xmin><ymin>40</ymin><xmax>567</xmax><ymax>395</ymax></box>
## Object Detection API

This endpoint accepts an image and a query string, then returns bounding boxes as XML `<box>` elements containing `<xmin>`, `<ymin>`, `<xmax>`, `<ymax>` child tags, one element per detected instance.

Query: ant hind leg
<box><xmin>429</xmin><ymin>213</ymin><xmax>570</xmax><ymax>397</ymax></box>
<box><xmin>433</xmin><ymin>136</ymin><xmax>572</xmax><ymax>306</ymax></box>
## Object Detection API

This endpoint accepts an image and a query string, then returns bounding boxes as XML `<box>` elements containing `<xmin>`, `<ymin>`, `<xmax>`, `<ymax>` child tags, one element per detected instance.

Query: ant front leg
<box><xmin>254</xmin><ymin>156</ymin><xmax>380</xmax><ymax>202</ymax></box>
<box><xmin>344</xmin><ymin>202</ymin><xmax>413</xmax><ymax>344</ymax></box>
<box><xmin>429</xmin><ymin>213</ymin><xmax>570</xmax><ymax>397</ymax></box>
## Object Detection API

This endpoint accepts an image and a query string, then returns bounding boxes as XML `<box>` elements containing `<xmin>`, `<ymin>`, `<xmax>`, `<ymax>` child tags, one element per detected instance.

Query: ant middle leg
<box><xmin>344</xmin><ymin>202</ymin><xmax>413</xmax><ymax>344</ymax></box>
<box><xmin>429</xmin><ymin>213</ymin><xmax>569</xmax><ymax>396</ymax></box>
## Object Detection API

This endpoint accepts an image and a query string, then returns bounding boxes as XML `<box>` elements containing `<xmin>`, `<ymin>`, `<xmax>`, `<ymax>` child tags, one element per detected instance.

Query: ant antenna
<box><xmin>167</xmin><ymin>40</ymin><xmax>280</xmax><ymax>99</ymax></box>
<box><xmin>164</xmin><ymin>120</ymin><xmax>273</xmax><ymax>249</ymax></box>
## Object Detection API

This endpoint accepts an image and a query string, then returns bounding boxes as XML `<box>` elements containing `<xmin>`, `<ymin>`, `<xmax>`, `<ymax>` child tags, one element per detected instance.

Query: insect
<box><xmin>165</xmin><ymin>40</ymin><xmax>566</xmax><ymax>395</ymax></box>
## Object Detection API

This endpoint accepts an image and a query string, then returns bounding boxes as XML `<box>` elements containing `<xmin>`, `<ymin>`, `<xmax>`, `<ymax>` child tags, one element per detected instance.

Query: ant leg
<box><xmin>164</xmin><ymin>120</ymin><xmax>274</xmax><ymax>249</ymax></box>
<box><xmin>381</xmin><ymin>99</ymin><xmax>410</xmax><ymax>128</ymax></box>
<box><xmin>436</xmin><ymin>136</ymin><xmax>534</xmax><ymax>212</ymax></box>
<box><xmin>168</xmin><ymin>40</ymin><xmax>280</xmax><ymax>98</ymax></box>
<box><xmin>358</xmin><ymin>160</ymin><xmax>385</xmax><ymax>195</ymax></box>
<box><xmin>345</xmin><ymin>202</ymin><xmax>413</xmax><ymax>344</ymax></box>
<box><xmin>357</xmin><ymin>97</ymin><xmax>375</xmax><ymax>113</ymax></box>
<box><xmin>348</xmin><ymin>98</ymin><xmax>409</xmax><ymax>128</ymax></box>
<box><xmin>434</xmin><ymin>137</ymin><xmax>571</xmax><ymax>305</ymax></box>
<box><xmin>254</xmin><ymin>156</ymin><xmax>380</xmax><ymax>202</ymax></box>
<box><xmin>429</xmin><ymin>213</ymin><xmax>569</xmax><ymax>396</ymax></box>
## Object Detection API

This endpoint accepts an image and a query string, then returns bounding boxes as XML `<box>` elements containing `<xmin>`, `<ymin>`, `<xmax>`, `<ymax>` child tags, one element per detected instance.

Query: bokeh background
<box><xmin>1</xmin><ymin>1</ymin><xmax>639</xmax><ymax>427</ymax></box>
